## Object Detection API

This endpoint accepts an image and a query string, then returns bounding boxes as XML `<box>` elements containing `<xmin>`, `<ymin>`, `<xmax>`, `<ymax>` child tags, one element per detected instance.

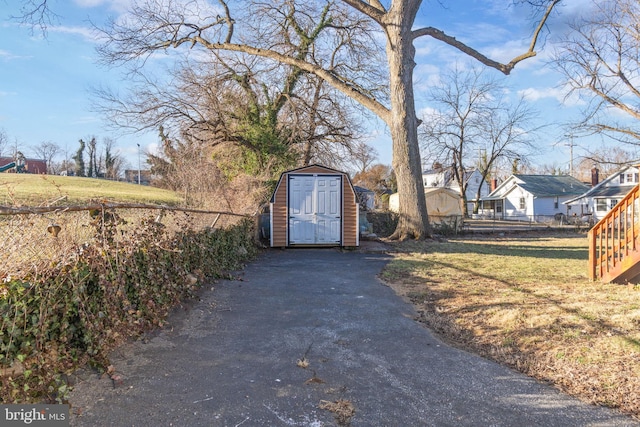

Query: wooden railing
<box><xmin>588</xmin><ymin>184</ymin><xmax>640</xmax><ymax>283</ymax></box>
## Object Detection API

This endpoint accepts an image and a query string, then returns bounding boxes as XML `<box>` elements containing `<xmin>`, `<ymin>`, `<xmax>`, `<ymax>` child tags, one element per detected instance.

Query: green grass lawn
<box><xmin>0</xmin><ymin>173</ymin><xmax>184</xmax><ymax>206</ymax></box>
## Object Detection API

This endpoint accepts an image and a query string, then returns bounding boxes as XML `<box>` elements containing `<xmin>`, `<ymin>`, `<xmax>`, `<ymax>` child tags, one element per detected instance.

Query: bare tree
<box><xmin>10</xmin><ymin>0</ymin><xmax>58</xmax><ymax>35</ymax></box>
<box><xmin>352</xmin><ymin>163</ymin><xmax>394</xmax><ymax>206</ymax></box>
<box><xmin>0</xmin><ymin>129</ymin><xmax>8</xmax><ymax>158</ymax></box>
<box><xmin>349</xmin><ymin>142</ymin><xmax>379</xmax><ymax>175</ymax></box>
<box><xmin>573</xmin><ymin>146</ymin><xmax>637</xmax><ymax>182</ymax></box>
<box><xmin>554</xmin><ymin>0</ymin><xmax>640</xmax><ymax>149</ymax></box>
<box><xmin>95</xmin><ymin>2</ymin><xmax>375</xmax><ymax>180</ymax></box>
<box><xmin>103</xmin><ymin>137</ymin><xmax>124</xmax><ymax>180</ymax></box>
<box><xmin>474</xmin><ymin>98</ymin><xmax>540</xmax><ymax>211</ymax></box>
<box><xmin>81</xmin><ymin>137</ymin><xmax>99</xmax><ymax>178</ymax></box>
<box><xmin>147</xmin><ymin>126</ymin><xmax>228</xmax><ymax>207</ymax></box>
<box><xmin>96</xmin><ymin>0</ymin><xmax>560</xmax><ymax>239</ymax></box>
<box><xmin>420</xmin><ymin>67</ymin><xmax>539</xmax><ymax>215</ymax></box>
<box><xmin>32</xmin><ymin>141</ymin><xmax>61</xmax><ymax>174</ymax></box>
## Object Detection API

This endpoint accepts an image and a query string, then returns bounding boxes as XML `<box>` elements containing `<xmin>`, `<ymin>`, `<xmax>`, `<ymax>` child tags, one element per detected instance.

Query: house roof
<box><xmin>564</xmin><ymin>165</ymin><xmax>638</xmax><ymax>204</ymax></box>
<box><xmin>353</xmin><ymin>185</ymin><xmax>374</xmax><ymax>194</ymax></box>
<box><xmin>482</xmin><ymin>174</ymin><xmax>589</xmax><ymax>200</ymax></box>
<box><xmin>585</xmin><ymin>185</ymin><xmax>635</xmax><ymax>198</ymax></box>
<box><xmin>515</xmin><ymin>174</ymin><xmax>589</xmax><ymax>197</ymax></box>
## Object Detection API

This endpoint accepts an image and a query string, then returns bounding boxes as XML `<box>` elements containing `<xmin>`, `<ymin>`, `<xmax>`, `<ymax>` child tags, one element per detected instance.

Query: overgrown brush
<box><xmin>0</xmin><ymin>211</ymin><xmax>258</xmax><ymax>403</ymax></box>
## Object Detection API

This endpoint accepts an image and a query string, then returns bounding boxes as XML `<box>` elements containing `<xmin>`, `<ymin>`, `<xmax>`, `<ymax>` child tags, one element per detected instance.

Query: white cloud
<box><xmin>49</xmin><ymin>25</ymin><xmax>102</xmax><ymax>42</ymax></box>
<box><xmin>146</xmin><ymin>142</ymin><xmax>160</xmax><ymax>157</ymax></box>
<box><xmin>70</xmin><ymin>115</ymin><xmax>101</xmax><ymax>125</ymax></box>
<box><xmin>414</xmin><ymin>63</ymin><xmax>442</xmax><ymax>92</ymax></box>
<box><xmin>519</xmin><ymin>87</ymin><xmax>562</xmax><ymax>101</ymax></box>
<box><xmin>518</xmin><ymin>85</ymin><xmax>583</xmax><ymax>107</ymax></box>
<box><xmin>417</xmin><ymin>106</ymin><xmax>444</xmax><ymax>120</ymax></box>
<box><xmin>73</xmin><ymin>0</ymin><xmax>134</xmax><ymax>14</ymax></box>
<box><xmin>0</xmin><ymin>49</ymin><xmax>30</xmax><ymax>61</ymax></box>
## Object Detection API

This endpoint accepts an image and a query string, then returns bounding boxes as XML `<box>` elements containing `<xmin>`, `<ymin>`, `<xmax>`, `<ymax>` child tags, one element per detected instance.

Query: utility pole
<box><xmin>565</xmin><ymin>135</ymin><xmax>575</xmax><ymax>177</ymax></box>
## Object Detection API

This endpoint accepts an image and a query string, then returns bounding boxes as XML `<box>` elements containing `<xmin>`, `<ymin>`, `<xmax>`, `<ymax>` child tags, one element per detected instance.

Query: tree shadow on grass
<box><xmin>397</xmin><ymin>253</ymin><xmax>640</xmax><ymax>352</ymax></box>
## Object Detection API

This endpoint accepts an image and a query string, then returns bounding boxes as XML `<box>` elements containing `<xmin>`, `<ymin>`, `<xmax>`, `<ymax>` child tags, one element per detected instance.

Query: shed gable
<box><xmin>269</xmin><ymin>165</ymin><xmax>358</xmax><ymax>248</ymax></box>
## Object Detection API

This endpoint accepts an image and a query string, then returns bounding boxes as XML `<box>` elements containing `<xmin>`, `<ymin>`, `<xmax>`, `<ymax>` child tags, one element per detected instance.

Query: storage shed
<box><xmin>270</xmin><ymin>165</ymin><xmax>359</xmax><ymax>248</ymax></box>
<box><xmin>389</xmin><ymin>187</ymin><xmax>464</xmax><ymax>229</ymax></box>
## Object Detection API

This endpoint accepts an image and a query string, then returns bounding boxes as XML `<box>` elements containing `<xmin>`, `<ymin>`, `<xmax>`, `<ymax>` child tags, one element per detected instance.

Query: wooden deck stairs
<box><xmin>589</xmin><ymin>184</ymin><xmax>640</xmax><ymax>283</ymax></box>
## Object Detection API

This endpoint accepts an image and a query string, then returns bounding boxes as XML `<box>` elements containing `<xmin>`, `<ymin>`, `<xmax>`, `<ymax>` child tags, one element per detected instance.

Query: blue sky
<box><xmin>0</xmin><ymin>0</ymin><xmax>607</xmax><ymax>173</ymax></box>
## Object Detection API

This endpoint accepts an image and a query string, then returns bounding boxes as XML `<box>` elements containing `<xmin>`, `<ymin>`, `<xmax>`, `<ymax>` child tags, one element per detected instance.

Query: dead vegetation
<box><xmin>381</xmin><ymin>231</ymin><xmax>640</xmax><ymax>419</ymax></box>
<box><xmin>319</xmin><ymin>399</ymin><xmax>355</xmax><ymax>426</ymax></box>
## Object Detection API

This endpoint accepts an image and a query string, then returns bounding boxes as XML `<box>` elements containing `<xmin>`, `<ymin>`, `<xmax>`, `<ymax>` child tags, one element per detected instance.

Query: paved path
<box><xmin>69</xmin><ymin>248</ymin><xmax>636</xmax><ymax>426</ymax></box>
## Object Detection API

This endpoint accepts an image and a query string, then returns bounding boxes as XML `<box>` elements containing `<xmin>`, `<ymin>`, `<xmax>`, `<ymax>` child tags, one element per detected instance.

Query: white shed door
<box><xmin>288</xmin><ymin>175</ymin><xmax>342</xmax><ymax>244</ymax></box>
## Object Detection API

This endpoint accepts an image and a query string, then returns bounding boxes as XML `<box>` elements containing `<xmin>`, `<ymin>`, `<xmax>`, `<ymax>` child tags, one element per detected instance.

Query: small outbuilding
<box><xmin>389</xmin><ymin>187</ymin><xmax>464</xmax><ymax>230</ymax></box>
<box><xmin>270</xmin><ymin>164</ymin><xmax>359</xmax><ymax>248</ymax></box>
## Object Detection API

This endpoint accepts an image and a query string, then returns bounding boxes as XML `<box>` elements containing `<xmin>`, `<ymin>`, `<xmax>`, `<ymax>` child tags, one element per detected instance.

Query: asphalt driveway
<box><xmin>69</xmin><ymin>248</ymin><xmax>637</xmax><ymax>426</ymax></box>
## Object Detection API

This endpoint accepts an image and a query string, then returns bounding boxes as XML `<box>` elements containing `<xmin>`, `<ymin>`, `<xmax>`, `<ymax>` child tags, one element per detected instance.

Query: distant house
<box><xmin>564</xmin><ymin>165</ymin><xmax>639</xmax><ymax>222</ymax></box>
<box><xmin>353</xmin><ymin>185</ymin><xmax>375</xmax><ymax>211</ymax></box>
<box><xmin>479</xmin><ymin>174</ymin><xmax>590</xmax><ymax>221</ymax></box>
<box><xmin>422</xmin><ymin>164</ymin><xmax>490</xmax><ymax>214</ymax></box>
<box><xmin>0</xmin><ymin>155</ymin><xmax>46</xmax><ymax>174</ymax></box>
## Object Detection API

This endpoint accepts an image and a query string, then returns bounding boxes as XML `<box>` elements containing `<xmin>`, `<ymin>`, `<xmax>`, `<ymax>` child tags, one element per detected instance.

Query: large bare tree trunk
<box><xmin>384</xmin><ymin>3</ymin><xmax>429</xmax><ymax>240</ymax></box>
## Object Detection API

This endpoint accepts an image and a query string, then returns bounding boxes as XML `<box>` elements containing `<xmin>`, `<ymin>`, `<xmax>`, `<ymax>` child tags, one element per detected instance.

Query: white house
<box><xmin>564</xmin><ymin>165</ymin><xmax>639</xmax><ymax>222</ymax></box>
<box><xmin>353</xmin><ymin>185</ymin><xmax>376</xmax><ymax>211</ymax></box>
<box><xmin>479</xmin><ymin>174</ymin><xmax>590</xmax><ymax>221</ymax></box>
<box><xmin>422</xmin><ymin>165</ymin><xmax>490</xmax><ymax>214</ymax></box>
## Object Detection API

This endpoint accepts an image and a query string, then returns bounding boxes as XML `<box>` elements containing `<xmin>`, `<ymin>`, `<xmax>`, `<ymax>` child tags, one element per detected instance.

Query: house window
<box><xmin>620</xmin><ymin>174</ymin><xmax>625</xmax><ymax>184</ymax></box>
<box><xmin>610</xmin><ymin>199</ymin><xmax>619</xmax><ymax>210</ymax></box>
<box><xmin>635</xmin><ymin>173</ymin><xmax>639</xmax><ymax>183</ymax></box>
<box><xmin>519</xmin><ymin>197</ymin><xmax>526</xmax><ymax>210</ymax></box>
<box><xmin>596</xmin><ymin>199</ymin><xmax>608</xmax><ymax>212</ymax></box>
<box><xmin>627</xmin><ymin>174</ymin><xmax>634</xmax><ymax>183</ymax></box>
<box><xmin>554</xmin><ymin>197</ymin><xmax>559</xmax><ymax>209</ymax></box>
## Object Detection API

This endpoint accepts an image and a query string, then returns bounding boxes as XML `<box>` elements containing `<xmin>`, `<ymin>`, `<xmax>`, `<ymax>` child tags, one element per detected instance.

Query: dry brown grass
<box><xmin>0</xmin><ymin>172</ymin><xmax>261</xmax><ymax>279</ymax></box>
<box><xmin>0</xmin><ymin>208</ymin><xmax>242</xmax><ymax>280</ymax></box>
<box><xmin>381</xmin><ymin>231</ymin><xmax>640</xmax><ymax>419</ymax></box>
<box><xmin>319</xmin><ymin>399</ymin><xmax>355</xmax><ymax>426</ymax></box>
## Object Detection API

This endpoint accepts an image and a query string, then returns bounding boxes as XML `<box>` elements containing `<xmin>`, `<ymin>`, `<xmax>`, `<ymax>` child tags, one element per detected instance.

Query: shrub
<box><xmin>0</xmin><ymin>213</ymin><xmax>258</xmax><ymax>403</ymax></box>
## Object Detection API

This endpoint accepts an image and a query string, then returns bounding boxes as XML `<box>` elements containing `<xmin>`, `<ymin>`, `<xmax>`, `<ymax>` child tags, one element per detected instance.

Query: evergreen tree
<box><xmin>73</xmin><ymin>139</ymin><xmax>85</xmax><ymax>177</ymax></box>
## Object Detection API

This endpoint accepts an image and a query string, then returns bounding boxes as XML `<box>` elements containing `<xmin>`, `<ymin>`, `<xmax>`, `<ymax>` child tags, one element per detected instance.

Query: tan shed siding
<box><xmin>271</xmin><ymin>177</ymin><xmax>288</xmax><ymax>247</ymax></box>
<box><xmin>342</xmin><ymin>178</ymin><xmax>359</xmax><ymax>246</ymax></box>
<box><xmin>270</xmin><ymin>165</ymin><xmax>360</xmax><ymax>247</ymax></box>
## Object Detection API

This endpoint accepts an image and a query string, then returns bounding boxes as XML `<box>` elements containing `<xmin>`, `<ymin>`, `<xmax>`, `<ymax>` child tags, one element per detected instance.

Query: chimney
<box><xmin>491</xmin><ymin>178</ymin><xmax>498</xmax><ymax>191</ymax></box>
<box><xmin>591</xmin><ymin>166</ymin><xmax>599</xmax><ymax>187</ymax></box>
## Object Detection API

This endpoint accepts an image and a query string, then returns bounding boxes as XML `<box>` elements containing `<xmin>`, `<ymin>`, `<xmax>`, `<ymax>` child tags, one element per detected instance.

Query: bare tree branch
<box><xmin>412</xmin><ymin>0</ymin><xmax>560</xmax><ymax>75</ymax></box>
<box><xmin>554</xmin><ymin>0</ymin><xmax>640</xmax><ymax>144</ymax></box>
